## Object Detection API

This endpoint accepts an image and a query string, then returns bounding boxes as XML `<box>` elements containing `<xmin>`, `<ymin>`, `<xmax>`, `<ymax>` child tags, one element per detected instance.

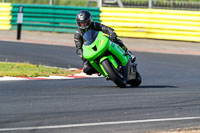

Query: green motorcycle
<box><xmin>82</xmin><ymin>30</ymin><xmax>142</xmax><ymax>88</ymax></box>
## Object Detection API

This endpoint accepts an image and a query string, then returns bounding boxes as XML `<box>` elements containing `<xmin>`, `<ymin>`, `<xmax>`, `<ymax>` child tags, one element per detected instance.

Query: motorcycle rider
<box><xmin>74</xmin><ymin>10</ymin><xmax>136</xmax><ymax>75</ymax></box>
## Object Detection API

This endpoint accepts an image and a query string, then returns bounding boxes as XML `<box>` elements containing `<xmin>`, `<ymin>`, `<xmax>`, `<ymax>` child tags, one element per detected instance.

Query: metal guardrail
<box><xmin>1</xmin><ymin>2</ymin><xmax>200</xmax><ymax>42</ymax></box>
<box><xmin>100</xmin><ymin>7</ymin><xmax>200</xmax><ymax>42</ymax></box>
<box><xmin>11</xmin><ymin>4</ymin><xmax>101</xmax><ymax>33</ymax></box>
<box><xmin>2</xmin><ymin>0</ymin><xmax>200</xmax><ymax>10</ymax></box>
<box><xmin>115</xmin><ymin>0</ymin><xmax>200</xmax><ymax>10</ymax></box>
<box><xmin>90</xmin><ymin>0</ymin><xmax>200</xmax><ymax>10</ymax></box>
<box><xmin>0</xmin><ymin>3</ymin><xmax>12</xmax><ymax>30</ymax></box>
<box><xmin>103</xmin><ymin>0</ymin><xmax>124</xmax><ymax>7</ymax></box>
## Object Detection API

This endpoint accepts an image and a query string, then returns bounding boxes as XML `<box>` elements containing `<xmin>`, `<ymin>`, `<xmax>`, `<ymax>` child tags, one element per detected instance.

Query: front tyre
<box><xmin>102</xmin><ymin>59</ymin><xmax>126</xmax><ymax>88</ymax></box>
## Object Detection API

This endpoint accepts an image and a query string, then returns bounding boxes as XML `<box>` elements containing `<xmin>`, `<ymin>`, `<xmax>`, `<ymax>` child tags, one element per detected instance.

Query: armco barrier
<box><xmin>100</xmin><ymin>7</ymin><xmax>200</xmax><ymax>42</ymax></box>
<box><xmin>11</xmin><ymin>4</ymin><xmax>100</xmax><ymax>33</ymax></box>
<box><xmin>1</xmin><ymin>4</ymin><xmax>200</xmax><ymax>42</ymax></box>
<box><xmin>0</xmin><ymin>3</ymin><xmax>12</xmax><ymax>30</ymax></box>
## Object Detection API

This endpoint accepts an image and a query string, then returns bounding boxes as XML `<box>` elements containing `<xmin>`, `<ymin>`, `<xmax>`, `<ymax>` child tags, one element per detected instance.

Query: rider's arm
<box><xmin>74</xmin><ymin>30</ymin><xmax>84</xmax><ymax>60</ymax></box>
<box><xmin>92</xmin><ymin>22</ymin><xmax>118</xmax><ymax>42</ymax></box>
<box><xmin>92</xmin><ymin>22</ymin><xmax>116</xmax><ymax>36</ymax></box>
<box><xmin>92</xmin><ymin>22</ymin><xmax>126</xmax><ymax>50</ymax></box>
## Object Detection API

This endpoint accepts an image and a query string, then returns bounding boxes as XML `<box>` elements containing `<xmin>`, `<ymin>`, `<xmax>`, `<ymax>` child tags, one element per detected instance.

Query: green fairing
<box><xmin>90</xmin><ymin>60</ymin><xmax>105</xmax><ymax>76</ymax></box>
<box><xmin>83</xmin><ymin>32</ymin><xmax>109</xmax><ymax>60</ymax></box>
<box><xmin>82</xmin><ymin>31</ymin><xmax>129</xmax><ymax>77</ymax></box>
<box><xmin>99</xmin><ymin>55</ymin><xmax>118</xmax><ymax>69</ymax></box>
<box><xmin>108</xmin><ymin>41</ymin><xmax>129</xmax><ymax>66</ymax></box>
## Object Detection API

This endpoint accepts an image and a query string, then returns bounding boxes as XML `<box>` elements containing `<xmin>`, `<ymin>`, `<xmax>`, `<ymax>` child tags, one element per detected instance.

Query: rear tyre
<box><xmin>129</xmin><ymin>72</ymin><xmax>142</xmax><ymax>87</ymax></box>
<box><xmin>102</xmin><ymin>59</ymin><xmax>126</xmax><ymax>88</ymax></box>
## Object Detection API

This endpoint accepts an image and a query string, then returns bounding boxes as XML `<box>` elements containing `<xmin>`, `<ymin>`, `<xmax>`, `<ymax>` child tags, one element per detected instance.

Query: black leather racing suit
<box><xmin>74</xmin><ymin>22</ymin><xmax>125</xmax><ymax>75</ymax></box>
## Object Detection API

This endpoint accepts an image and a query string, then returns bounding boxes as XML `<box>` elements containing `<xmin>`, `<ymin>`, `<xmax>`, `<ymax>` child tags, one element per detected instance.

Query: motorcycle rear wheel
<box><xmin>129</xmin><ymin>72</ymin><xmax>142</xmax><ymax>87</ymax></box>
<box><xmin>102</xmin><ymin>59</ymin><xmax>127</xmax><ymax>88</ymax></box>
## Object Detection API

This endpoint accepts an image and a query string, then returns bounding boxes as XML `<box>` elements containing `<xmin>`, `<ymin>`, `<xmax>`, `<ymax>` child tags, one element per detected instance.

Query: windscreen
<box><xmin>83</xmin><ymin>30</ymin><xmax>99</xmax><ymax>45</ymax></box>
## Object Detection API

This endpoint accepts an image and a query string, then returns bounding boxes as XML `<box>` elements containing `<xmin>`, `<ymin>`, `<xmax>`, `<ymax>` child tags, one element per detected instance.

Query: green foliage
<box><xmin>4</xmin><ymin>0</ymin><xmax>199</xmax><ymax>7</ymax></box>
<box><xmin>0</xmin><ymin>61</ymin><xmax>80</xmax><ymax>77</ymax></box>
<box><xmin>5</xmin><ymin>0</ymin><xmax>97</xmax><ymax>7</ymax></box>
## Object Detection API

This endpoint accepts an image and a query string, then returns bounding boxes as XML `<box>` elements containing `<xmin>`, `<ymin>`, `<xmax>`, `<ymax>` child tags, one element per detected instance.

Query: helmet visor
<box><xmin>77</xmin><ymin>19</ymin><xmax>91</xmax><ymax>29</ymax></box>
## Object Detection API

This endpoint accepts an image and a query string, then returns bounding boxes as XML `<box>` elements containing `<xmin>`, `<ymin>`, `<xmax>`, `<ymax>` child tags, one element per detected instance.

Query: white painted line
<box><xmin>48</xmin><ymin>76</ymin><xmax>74</xmax><ymax>79</ymax></box>
<box><xmin>74</xmin><ymin>73</ymin><xmax>100</xmax><ymax>78</ymax></box>
<box><xmin>0</xmin><ymin>117</ymin><xmax>200</xmax><ymax>132</ymax></box>
<box><xmin>0</xmin><ymin>76</ymin><xmax>29</xmax><ymax>81</ymax></box>
<box><xmin>0</xmin><ymin>73</ymin><xmax>100</xmax><ymax>81</ymax></box>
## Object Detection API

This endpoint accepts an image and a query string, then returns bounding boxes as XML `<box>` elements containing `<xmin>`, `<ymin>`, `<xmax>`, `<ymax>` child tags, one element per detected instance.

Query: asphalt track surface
<box><xmin>0</xmin><ymin>41</ymin><xmax>200</xmax><ymax>133</ymax></box>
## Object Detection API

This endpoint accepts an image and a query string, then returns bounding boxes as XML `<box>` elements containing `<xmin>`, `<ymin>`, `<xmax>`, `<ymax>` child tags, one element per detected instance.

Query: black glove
<box><xmin>110</xmin><ymin>31</ymin><xmax>117</xmax><ymax>42</ymax></box>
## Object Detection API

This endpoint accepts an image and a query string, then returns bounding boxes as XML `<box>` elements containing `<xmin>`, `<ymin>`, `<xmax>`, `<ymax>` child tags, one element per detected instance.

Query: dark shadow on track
<box><xmin>84</xmin><ymin>85</ymin><xmax>178</xmax><ymax>89</ymax></box>
<box><xmin>126</xmin><ymin>85</ymin><xmax>178</xmax><ymax>89</ymax></box>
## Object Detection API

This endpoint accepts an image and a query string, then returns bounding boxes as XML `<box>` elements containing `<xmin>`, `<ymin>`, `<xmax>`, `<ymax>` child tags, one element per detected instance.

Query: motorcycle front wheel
<box><xmin>102</xmin><ymin>59</ymin><xmax>127</xmax><ymax>88</ymax></box>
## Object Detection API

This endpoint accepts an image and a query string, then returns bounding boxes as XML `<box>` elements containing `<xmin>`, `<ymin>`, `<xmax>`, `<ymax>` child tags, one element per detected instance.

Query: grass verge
<box><xmin>0</xmin><ymin>61</ymin><xmax>80</xmax><ymax>77</ymax></box>
<box><xmin>159</xmin><ymin>127</ymin><xmax>200</xmax><ymax>133</ymax></box>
